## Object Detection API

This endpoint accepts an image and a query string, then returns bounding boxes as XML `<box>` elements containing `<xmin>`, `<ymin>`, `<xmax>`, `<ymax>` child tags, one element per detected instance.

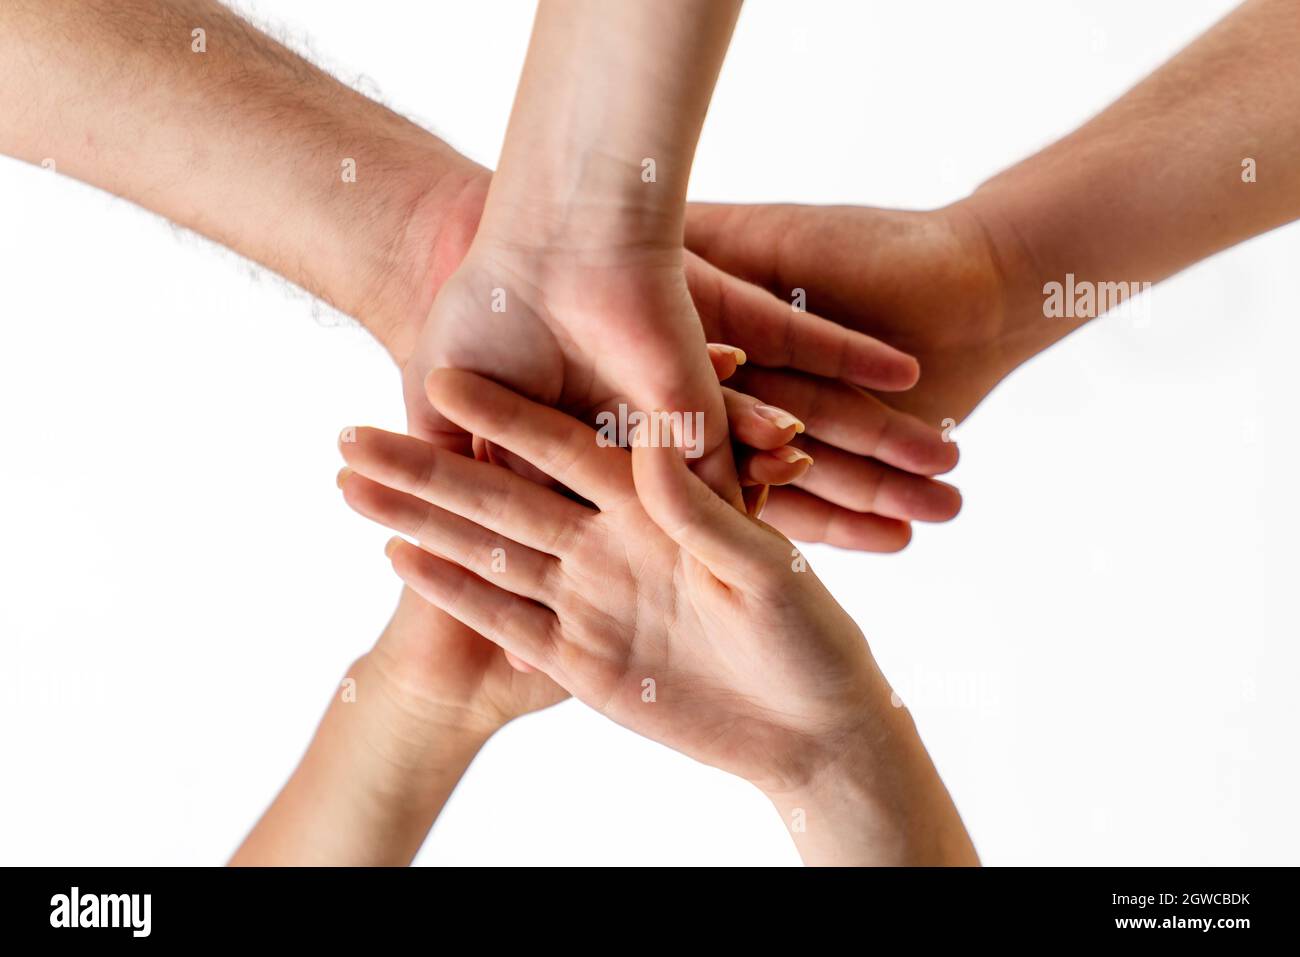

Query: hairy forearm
<box><xmin>0</xmin><ymin>0</ymin><xmax>479</xmax><ymax>359</ymax></box>
<box><xmin>964</xmin><ymin>0</ymin><xmax>1300</xmax><ymax>361</ymax></box>
<box><xmin>479</xmin><ymin>0</ymin><xmax>743</xmax><ymax>250</ymax></box>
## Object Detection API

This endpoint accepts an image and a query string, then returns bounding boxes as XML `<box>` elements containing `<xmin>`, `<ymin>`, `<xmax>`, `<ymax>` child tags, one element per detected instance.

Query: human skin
<box><xmin>277</xmin><ymin>0</ymin><xmax>1300</xmax><ymax>861</ymax></box>
<box><xmin>16</xmin><ymin>0</ymin><xmax>1297</xmax><ymax>862</ymax></box>
<box><xmin>229</xmin><ymin>587</ymin><xmax>561</xmax><ymax>866</ymax></box>
<box><xmin>0</xmin><ymin>0</ymin><xmax>959</xmax><ymax>556</ymax></box>
<box><xmin>683</xmin><ymin>0</ymin><xmax>1300</xmax><ymax>538</ymax></box>
<box><xmin>339</xmin><ymin>370</ymin><xmax>980</xmax><ymax>866</ymax></box>
<box><xmin>233</xmin><ymin>354</ymin><xmax>811</xmax><ymax>865</ymax></box>
<box><xmin>12</xmin><ymin>2</ymin><xmax>1292</xmax><ymax>548</ymax></box>
<box><xmin>0</xmin><ymin>1</ymin><xmax>955</xmax><ymax>859</ymax></box>
<box><xmin>400</xmin><ymin>0</ymin><xmax>929</xmax><ymax>514</ymax></box>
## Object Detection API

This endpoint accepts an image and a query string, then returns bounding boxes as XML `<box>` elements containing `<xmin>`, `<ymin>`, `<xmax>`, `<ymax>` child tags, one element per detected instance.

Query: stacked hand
<box><xmin>344</xmin><ymin>347</ymin><xmax>818</xmax><ymax>728</ymax></box>
<box><xmin>398</xmin><ymin>176</ymin><xmax>965</xmax><ymax>552</ymax></box>
<box><xmin>339</xmin><ymin>370</ymin><xmax>978</xmax><ymax>866</ymax></box>
<box><xmin>15</xmin><ymin>0</ymin><xmax>1291</xmax><ymax>869</ymax></box>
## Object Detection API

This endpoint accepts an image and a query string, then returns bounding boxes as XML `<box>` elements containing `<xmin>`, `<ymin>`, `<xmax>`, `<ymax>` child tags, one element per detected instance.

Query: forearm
<box><xmin>231</xmin><ymin>624</ymin><xmax>492</xmax><ymax>866</ymax></box>
<box><xmin>0</xmin><ymin>0</ymin><xmax>479</xmax><ymax>360</ymax></box>
<box><xmin>963</xmin><ymin>0</ymin><xmax>1300</xmax><ymax>363</ymax></box>
<box><xmin>479</xmin><ymin>0</ymin><xmax>743</xmax><ymax>250</ymax></box>
<box><xmin>766</xmin><ymin>686</ymin><xmax>978</xmax><ymax>866</ymax></box>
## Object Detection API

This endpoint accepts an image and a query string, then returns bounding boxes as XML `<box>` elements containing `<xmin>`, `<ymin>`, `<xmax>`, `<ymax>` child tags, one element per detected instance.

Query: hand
<box><xmin>238</xmin><ymin>345</ymin><xmax>817</xmax><ymax>867</ymax></box>
<box><xmin>340</xmin><ymin>370</ymin><xmax>977</xmax><ymax>865</ymax></box>
<box><xmin>343</xmin><ymin>347</ymin><xmax>815</xmax><ymax>718</ymax></box>
<box><xmin>683</xmin><ymin>201</ymin><xmax>1034</xmax><ymax>543</ymax></box>
<box><xmin>395</xmin><ymin>174</ymin><xmax>960</xmax><ymax>552</ymax></box>
<box><xmin>687</xmin><ymin>201</ymin><xmax>1023</xmax><ymax>423</ymax></box>
<box><xmin>400</xmin><ymin>219</ymin><xmax>930</xmax><ymax>506</ymax></box>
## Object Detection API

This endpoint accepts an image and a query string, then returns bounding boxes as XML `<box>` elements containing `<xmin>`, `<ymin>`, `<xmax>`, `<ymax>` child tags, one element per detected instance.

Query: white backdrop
<box><xmin>2</xmin><ymin>0</ymin><xmax>1295</xmax><ymax>866</ymax></box>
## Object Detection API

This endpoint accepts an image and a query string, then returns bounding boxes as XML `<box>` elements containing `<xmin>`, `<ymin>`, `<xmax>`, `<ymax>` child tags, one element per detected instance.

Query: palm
<box><xmin>403</xmin><ymin>246</ymin><xmax>733</xmax><ymax>488</ymax></box>
<box><xmin>550</xmin><ymin>504</ymin><xmax>873</xmax><ymax>790</ymax></box>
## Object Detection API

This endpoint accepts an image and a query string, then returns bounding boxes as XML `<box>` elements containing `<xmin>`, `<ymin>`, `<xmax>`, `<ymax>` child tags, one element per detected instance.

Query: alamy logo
<box><xmin>595</xmin><ymin>404</ymin><xmax>704</xmax><ymax>459</ymax></box>
<box><xmin>1043</xmin><ymin>273</ymin><xmax>1152</xmax><ymax>322</ymax></box>
<box><xmin>50</xmin><ymin>886</ymin><xmax>151</xmax><ymax>938</ymax></box>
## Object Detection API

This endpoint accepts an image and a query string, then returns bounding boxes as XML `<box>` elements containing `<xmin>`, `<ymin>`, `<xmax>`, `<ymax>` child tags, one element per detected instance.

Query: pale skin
<box><xmin>233</xmin><ymin>355</ymin><xmax>811</xmax><ymax>866</ymax></box>
<box><xmin>1</xmin><ymin>3</ymin><xmax>963</xmax><ymax>859</ymax></box>
<box><xmin>336</xmin><ymin>369</ymin><xmax>980</xmax><ymax>866</ymax></box>
<box><xmin>0</xmin><ymin>0</ymin><xmax>961</xmax><ymax>555</ymax></box>
<box><xmin>6</xmin><ymin>0</ymin><xmax>1300</xmax><ymax>863</ymax></box>
<box><xmin>236</xmin><ymin>0</ymin><xmax>1300</xmax><ymax>865</ymax></box>
<box><xmin>229</xmin><ymin>589</ymin><xmax>559</xmax><ymax>867</ymax></box>
<box><xmin>401</xmin><ymin>0</ymin><xmax>930</xmax><ymax>513</ymax></box>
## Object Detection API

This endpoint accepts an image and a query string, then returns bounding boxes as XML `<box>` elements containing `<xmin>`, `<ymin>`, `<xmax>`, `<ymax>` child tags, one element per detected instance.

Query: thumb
<box><xmin>631</xmin><ymin>428</ymin><xmax>780</xmax><ymax>585</ymax></box>
<box><xmin>401</xmin><ymin>362</ymin><xmax>474</xmax><ymax>456</ymax></box>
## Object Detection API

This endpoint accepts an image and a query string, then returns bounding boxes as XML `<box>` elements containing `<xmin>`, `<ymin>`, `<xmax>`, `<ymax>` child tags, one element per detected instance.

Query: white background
<box><xmin>2</xmin><ymin>0</ymin><xmax>1295</xmax><ymax>866</ymax></box>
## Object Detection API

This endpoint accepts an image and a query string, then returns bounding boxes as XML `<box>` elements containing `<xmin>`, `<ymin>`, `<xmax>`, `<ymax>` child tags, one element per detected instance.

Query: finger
<box><xmin>729</xmin><ymin>366</ymin><xmax>959</xmax><ymax>476</ymax></box>
<box><xmin>722</xmin><ymin>386</ymin><xmax>804</xmax><ymax>450</ymax></box>
<box><xmin>425</xmin><ymin>369</ymin><xmax>634</xmax><ymax>510</ymax></box>
<box><xmin>504</xmin><ymin>651</ymin><xmax>538</xmax><ymax>674</ymax></box>
<box><xmin>760</xmin><ymin>486</ymin><xmax>914</xmax><ymax>553</ymax></box>
<box><xmin>784</xmin><ymin>436</ymin><xmax>962</xmax><ymax>523</ymax></box>
<box><xmin>339</xmin><ymin>426</ymin><xmax>590</xmax><ymax>556</ymax></box>
<box><xmin>737</xmin><ymin>445</ymin><xmax>814</xmax><ymax>488</ymax></box>
<box><xmin>742</xmin><ymin>483</ymin><xmax>770</xmax><ymax>519</ymax></box>
<box><xmin>707</xmin><ymin>343</ymin><xmax>747</xmax><ymax>382</ymax></box>
<box><xmin>631</xmin><ymin>435</ymin><xmax>780</xmax><ymax>583</ymax></box>
<box><xmin>403</xmin><ymin>362</ymin><xmax>476</xmax><ymax>456</ymax></box>
<box><xmin>685</xmin><ymin>250</ymin><xmax>919</xmax><ymax>391</ymax></box>
<box><xmin>385</xmin><ymin>538</ymin><xmax>557</xmax><ymax>672</ymax></box>
<box><xmin>338</xmin><ymin>468</ymin><xmax>560</xmax><ymax>605</ymax></box>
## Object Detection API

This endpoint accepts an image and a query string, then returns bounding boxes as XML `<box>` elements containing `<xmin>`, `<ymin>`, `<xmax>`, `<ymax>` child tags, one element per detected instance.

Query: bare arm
<box><xmin>482</xmin><ymin>0</ymin><xmax>745</xmax><ymax>251</ymax></box>
<box><xmin>683</xmin><ymin>0</ymin><xmax>1300</xmax><ymax>470</ymax></box>
<box><xmin>968</xmin><ymin>0</ymin><xmax>1300</xmax><ymax>363</ymax></box>
<box><xmin>403</xmin><ymin>0</ymin><xmax>751</xmax><ymax>501</ymax></box>
<box><xmin>0</xmin><ymin>0</ymin><xmax>479</xmax><ymax>360</ymax></box>
<box><xmin>229</xmin><ymin>650</ymin><xmax>484</xmax><ymax>867</ymax></box>
<box><xmin>2</xmin><ymin>0</ymin><xmax>956</xmax><ymax>553</ymax></box>
<box><xmin>230</xmin><ymin>590</ymin><xmax>529</xmax><ymax>866</ymax></box>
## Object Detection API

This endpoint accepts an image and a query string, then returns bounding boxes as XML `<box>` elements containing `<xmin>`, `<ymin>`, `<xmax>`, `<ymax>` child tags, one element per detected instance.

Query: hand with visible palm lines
<box><xmin>339</xmin><ymin>369</ymin><xmax>978</xmax><ymax>865</ymax></box>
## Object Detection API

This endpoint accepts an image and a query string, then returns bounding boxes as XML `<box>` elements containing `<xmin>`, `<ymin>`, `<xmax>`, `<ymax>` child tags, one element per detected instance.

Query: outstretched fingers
<box><xmin>339</xmin><ymin>426</ymin><xmax>591</xmax><ymax>558</ymax></box>
<box><xmin>338</xmin><ymin>467</ymin><xmax>561</xmax><ymax>606</ymax></box>
<box><xmin>425</xmin><ymin>369</ymin><xmax>634</xmax><ymax>510</ymax></box>
<box><xmin>384</xmin><ymin>537</ymin><xmax>558</xmax><ymax>673</ymax></box>
<box><xmin>686</xmin><ymin>249</ymin><xmax>920</xmax><ymax>391</ymax></box>
<box><xmin>729</xmin><ymin>365</ymin><xmax>959</xmax><ymax>476</ymax></box>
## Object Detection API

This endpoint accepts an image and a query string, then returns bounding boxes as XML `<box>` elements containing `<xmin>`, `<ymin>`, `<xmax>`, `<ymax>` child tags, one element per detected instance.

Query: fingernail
<box><xmin>772</xmin><ymin>446</ymin><xmax>814</xmax><ymax>466</ymax></box>
<box><xmin>754</xmin><ymin>404</ymin><xmax>805</xmax><ymax>433</ymax></box>
<box><xmin>336</xmin><ymin>467</ymin><xmax>354</xmax><ymax>489</ymax></box>
<box><xmin>384</xmin><ymin>537</ymin><xmax>402</xmax><ymax>559</ymax></box>
<box><xmin>709</xmin><ymin>343</ymin><xmax>747</xmax><ymax>365</ymax></box>
<box><xmin>339</xmin><ymin>426</ymin><xmax>358</xmax><ymax>446</ymax></box>
<box><xmin>743</xmin><ymin>483</ymin><xmax>771</xmax><ymax>519</ymax></box>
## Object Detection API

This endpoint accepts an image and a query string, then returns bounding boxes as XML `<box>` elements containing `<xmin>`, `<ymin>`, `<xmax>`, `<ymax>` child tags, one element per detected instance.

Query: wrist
<box><xmin>475</xmin><ymin>152</ymin><xmax>686</xmax><ymax>260</ymax></box>
<box><xmin>345</xmin><ymin>650</ymin><xmax>493</xmax><ymax>795</ymax></box>
<box><xmin>470</xmin><ymin>0</ymin><xmax>738</xmax><ymax>257</ymax></box>
<box><xmin>762</xmin><ymin>702</ymin><xmax>978</xmax><ymax>866</ymax></box>
<box><xmin>367</xmin><ymin>161</ymin><xmax>491</xmax><ymax>366</ymax></box>
<box><xmin>363</xmin><ymin>590</ymin><xmax>510</xmax><ymax>747</ymax></box>
<box><xmin>947</xmin><ymin>183</ymin><xmax>1082</xmax><ymax>373</ymax></box>
<box><xmin>232</xmin><ymin>642</ymin><xmax>492</xmax><ymax>867</ymax></box>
